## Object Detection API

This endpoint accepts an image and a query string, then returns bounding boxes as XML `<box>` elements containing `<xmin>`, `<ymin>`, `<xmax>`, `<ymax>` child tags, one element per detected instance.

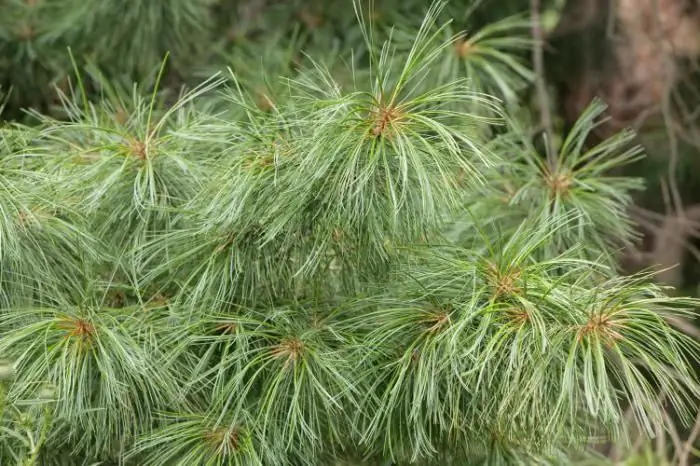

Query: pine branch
<box><xmin>0</xmin><ymin>2</ymin><xmax>698</xmax><ymax>465</ymax></box>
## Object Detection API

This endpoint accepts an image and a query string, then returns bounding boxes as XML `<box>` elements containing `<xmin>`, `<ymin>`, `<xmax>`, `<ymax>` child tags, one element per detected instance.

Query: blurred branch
<box><xmin>531</xmin><ymin>0</ymin><xmax>557</xmax><ymax>169</ymax></box>
<box><xmin>229</xmin><ymin>0</ymin><xmax>269</xmax><ymax>37</ymax></box>
<box><xmin>678</xmin><ymin>410</ymin><xmax>700</xmax><ymax>466</ymax></box>
<box><xmin>548</xmin><ymin>0</ymin><xmax>605</xmax><ymax>39</ymax></box>
<box><xmin>629</xmin><ymin>203</ymin><xmax>700</xmax><ymax>287</ymax></box>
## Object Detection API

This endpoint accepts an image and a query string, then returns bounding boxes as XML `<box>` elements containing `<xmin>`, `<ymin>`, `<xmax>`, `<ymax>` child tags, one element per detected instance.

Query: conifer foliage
<box><xmin>0</xmin><ymin>1</ymin><xmax>698</xmax><ymax>464</ymax></box>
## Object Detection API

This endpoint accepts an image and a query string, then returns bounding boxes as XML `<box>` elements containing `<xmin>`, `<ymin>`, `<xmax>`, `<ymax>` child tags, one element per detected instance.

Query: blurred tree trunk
<box><xmin>549</xmin><ymin>0</ymin><xmax>700</xmax><ymax>138</ymax></box>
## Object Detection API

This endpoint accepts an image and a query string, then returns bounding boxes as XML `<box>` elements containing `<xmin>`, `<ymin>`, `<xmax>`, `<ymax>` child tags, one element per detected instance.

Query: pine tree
<box><xmin>0</xmin><ymin>1</ymin><xmax>698</xmax><ymax>464</ymax></box>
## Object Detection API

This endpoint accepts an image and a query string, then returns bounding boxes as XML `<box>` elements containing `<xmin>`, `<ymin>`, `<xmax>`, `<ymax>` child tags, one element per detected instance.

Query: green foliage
<box><xmin>0</xmin><ymin>1</ymin><xmax>213</xmax><ymax>123</ymax></box>
<box><xmin>0</xmin><ymin>1</ymin><xmax>697</xmax><ymax>465</ymax></box>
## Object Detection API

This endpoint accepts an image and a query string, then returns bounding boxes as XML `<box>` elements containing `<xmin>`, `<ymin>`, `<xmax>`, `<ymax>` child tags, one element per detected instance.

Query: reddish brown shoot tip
<box><xmin>57</xmin><ymin>318</ymin><xmax>95</xmax><ymax>341</ymax></box>
<box><xmin>370</xmin><ymin>104</ymin><xmax>402</xmax><ymax>138</ymax></box>
<box><xmin>271</xmin><ymin>338</ymin><xmax>305</xmax><ymax>365</ymax></box>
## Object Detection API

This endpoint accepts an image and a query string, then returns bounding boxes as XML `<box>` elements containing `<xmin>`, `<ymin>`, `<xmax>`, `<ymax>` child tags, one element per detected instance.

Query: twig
<box><xmin>678</xmin><ymin>410</ymin><xmax>700</xmax><ymax>466</ymax></box>
<box><xmin>648</xmin><ymin>0</ymin><xmax>684</xmax><ymax>221</ymax></box>
<box><xmin>662</xmin><ymin>409</ymin><xmax>684</xmax><ymax>463</ymax></box>
<box><xmin>664</xmin><ymin>315</ymin><xmax>700</xmax><ymax>340</ymax></box>
<box><xmin>630</xmin><ymin>204</ymin><xmax>700</xmax><ymax>229</ymax></box>
<box><xmin>635</xmin><ymin>200</ymin><xmax>700</xmax><ymax>287</ymax></box>
<box><xmin>656</xmin><ymin>410</ymin><xmax>667</xmax><ymax>462</ymax></box>
<box><xmin>530</xmin><ymin>0</ymin><xmax>557</xmax><ymax>170</ymax></box>
<box><xmin>663</xmin><ymin>90</ymin><xmax>683</xmax><ymax>220</ymax></box>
